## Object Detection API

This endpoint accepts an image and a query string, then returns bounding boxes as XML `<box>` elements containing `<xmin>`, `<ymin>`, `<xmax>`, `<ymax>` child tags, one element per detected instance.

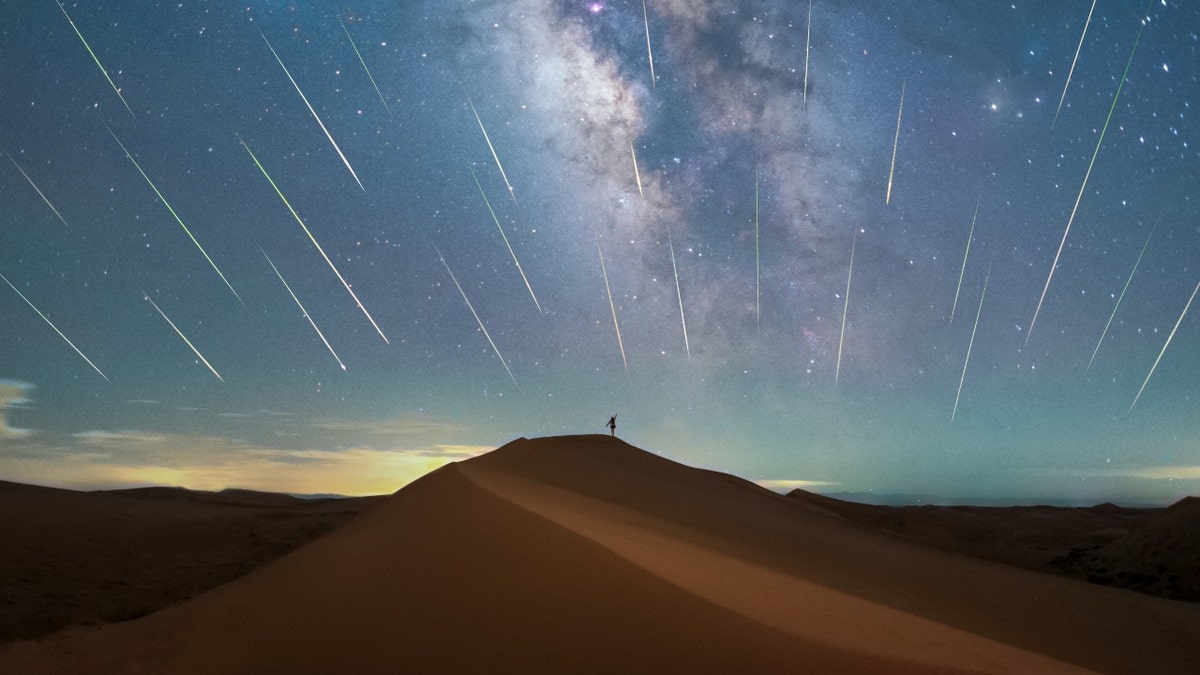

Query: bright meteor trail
<box><xmin>755</xmin><ymin>151</ymin><xmax>761</xmax><ymax>329</ymax></box>
<box><xmin>0</xmin><ymin>272</ymin><xmax>108</xmax><ymax>382</ymax></box>
<box><xmin>1130</xmin><ymin>276</ymin><xmax>1200</xmax><ymax>413</ymax></box>
<box><xmin>1054</xmin><ymin>0</ymin><xmax>1097</xmax><ymax>128</ymax></box>
<box><xmin>144</xmin><ymin>294</ymin><xmax>223</xmax><ymax>382</ymax></box>
<box><xmin>596</xmin><ymin>235</ymin><xmax>630</xmax><ymax>381</ymax></box>
<box><xmin>952</xmin><ymin>254</ymin><xmax>994</xmax><ymax>425</ymax></box>
<box><xmin>261</xmin><ymin>247</ymin><xmax>346</xmax><ymax>372</ymax></box>
<box><xmin>260</xmin><ymin>31</ymin><xmax>364</xmax><ymax>192</ymax></box>
<box><xmin>468</xmin><ymin>97</ymin><xmax>518</xmax><ymax>206</ymax></box>
<box><xmin>239</xmin><ymin>137</ymin><xmax>389</xmax><ymax>344</ymax></box>
<box><xmin>1088</xmin><ymin>224</ymin><xmax>1154</xmax><ymax>371</ymax></box>
<box><xmin>835</xmin><ymin>230</ymin><xmax>856</xmax><ymax>386</ymax></box>
<box><xmin>435</xmin><ymin>243</ymin><xmax>518</xmax><ymax>388</ymax></box>
<box><xmin>886</xmin><ymin>80</ymin><xmax>905</xmax><ymax>205</ymax></box>
<box><xmin>641</xmin><ymin>0</ymin><xmax>656</xmax><ymax>88</ymax></box>
<box><xmin>468</xmin><ymin>165</ymin><xmax>542</xmax><ymax>315</ymax></box>
<box><xmin>338</xmin><ymin>17</ymin><xmax>391</xmax><ymax>117</ymax></box>
<box><xmin>667</xmin><ymin>225</ymin><xmax>690</xmax><ymax>359</ymax></box>
<box><xmin>106</xmin><ymin>124</ymin><xmax>242</xmax><ymax>304</ymax></box>
<box><xmin>1026</xmin><ymin>16</ymin><xmax>1148</xmax><ymax>346</ymax></box>
<box><xmin>630</xmin><ymin>141</ymin><xmax>644</xmax><ymax>198</ymax></box>
<box><xmin>949</xmin><ymin>197</ymin><xmax>979</xmax><ymax>326</ymax></box>
<box><xmin>55</xmin><ymin>1</ymin><xmax>135</xmax><ymax>119</ymax></box>
<box><xmin>5</xmin><ymin>152</ymin><xmax>70</xmax><ymax>228</ymax></box>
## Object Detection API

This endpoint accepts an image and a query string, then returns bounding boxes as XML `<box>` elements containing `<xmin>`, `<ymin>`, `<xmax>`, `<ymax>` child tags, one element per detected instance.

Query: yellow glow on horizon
<box><xmin>1</xmin><ymin>441</ymin><xmax>494</xmax><ymax>496</ymax></box>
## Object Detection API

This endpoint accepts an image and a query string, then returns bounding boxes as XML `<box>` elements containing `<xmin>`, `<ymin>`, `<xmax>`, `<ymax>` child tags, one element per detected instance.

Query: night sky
<box><xmin>2</xmin><ymin>1</ymin><xmax>1198</xmax><ymax>502</ymax></box>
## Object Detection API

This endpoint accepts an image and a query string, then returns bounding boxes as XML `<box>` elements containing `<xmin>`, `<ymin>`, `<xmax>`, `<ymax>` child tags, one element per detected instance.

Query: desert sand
<box><xmin>0</xmin><ymin>480</ymin><xmax>377</xmax><ymax>643</ymax></box>
<box><xmin>2</xmin><ymin>435</ymin><xmax>1198</xmax><ymax>673</ymax></box>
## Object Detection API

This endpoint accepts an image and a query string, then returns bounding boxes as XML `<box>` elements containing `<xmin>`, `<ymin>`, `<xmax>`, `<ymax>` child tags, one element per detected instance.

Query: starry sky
<box><xmin>1</xmin><ymin>0</ymin><xmax>1198</xmax><ymax>502</ymax></box>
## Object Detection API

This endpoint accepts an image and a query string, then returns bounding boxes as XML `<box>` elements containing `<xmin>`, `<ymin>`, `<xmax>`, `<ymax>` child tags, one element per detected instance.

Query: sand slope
<box><xmin>3</xmin><ymin>435</ymin><xmax>1198</xmax><ymax>673</ymax></box>
<box><xmin>0</xmin><ymin>480</ymin><xmax>375</xmax><ymax>643</ymax></box>
<box><xmin>787</xmin><ymin>488</ymin><xmax>1199</xmax><ymax>602</ymax></box>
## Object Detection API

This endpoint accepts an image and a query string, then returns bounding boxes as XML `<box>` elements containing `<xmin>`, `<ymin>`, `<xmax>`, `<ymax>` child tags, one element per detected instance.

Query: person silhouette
<box><xmin>607</xmin><ymin>415</ymin><xmax>617</xmax><ymax>437</ymax></box>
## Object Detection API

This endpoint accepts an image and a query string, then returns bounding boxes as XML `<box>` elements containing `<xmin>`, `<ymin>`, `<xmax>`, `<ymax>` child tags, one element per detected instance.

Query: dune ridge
<box><xmin>2</xmin><ymin>435</ymin><xmax>1198</xmax><ymax>673</ymax></box>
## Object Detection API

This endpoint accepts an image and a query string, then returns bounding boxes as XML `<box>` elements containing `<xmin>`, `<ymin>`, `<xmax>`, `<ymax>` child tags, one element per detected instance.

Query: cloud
<box><xmin>0</xmin><ymin>379</ymin><xmax>34</xmax><ymax>438</ymax></box>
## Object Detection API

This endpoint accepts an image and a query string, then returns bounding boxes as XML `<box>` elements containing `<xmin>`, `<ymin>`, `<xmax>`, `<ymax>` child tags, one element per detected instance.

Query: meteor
<box><xmin>630</xmin><ymin>141</ymin><xmax>644</xmax><ymax>198</ymax></box>
<box><xmin>755</xmin><ymin>151</ymin><xmax>761</xmax><ymax>328</ymax></box>
<box><xmin>0</xmin><ymin>272</ymin><xmax>109</xmax><ymax>381</ymax></box>
<box><xmin>949</xmin><ymin>197</ymin><xmax>980</xmax><ymax>325</ymax></box>
<box><xmin>434</xmin><ymin>243</ymin><xmax>518</xmax><ymax>388</ymax></box>
<box><xmin>239</xmin><ymin>137</ymin><xmax>389</xmax><ymax>344</ymax></box>
<box><xmin>1026</xmin><ymin>18</ymin><xmax>1148</xmax><ymax>346</ymax></box>
<box><xmin>106</xmin><ymin>125</ymin><xmax>242</xmax><ymax>304</ymax></box>
<box><xmin>5</xmin><ymin>152</ymin><xmax>70</xmax><ymax>227</ymax></box>
<box><xmin>55</xmin><ymin>1</ymin><xmax>135</xmax><ymax>119</ymax></box>
<box><xmin>338</xmin><ymin>16</ymin><xmax>391</xmax><ymax>117</ymax></box>
<box><xmin>468</xmin><ymin>165</ymin><xmax>542</xmax><ymax>315</ymax></box>
<box><xmin>641</xmin><ymin>0</ymin><xmax>656</xmax><ymax>88</ymax></box>
<box><xmin>803</xmin><ymin>0</ymin><xmax>812</xmax><ymax>108</ymax></box>
<box><xmin>667</xmin><ymin>225</ymin><xmax>690</xmax><ymax>359</ymax></box>
<box><xmin>1129</xmin><ymin>276</ymin><xmax>1200</xmax><ymax>413</ymax></box>
<box><xmin>835</xmin><ymin>230</ymin><xmax>855</xmax><ymax>386</ymax></box>
<box><xmin>261</xmin><ymin>247</ymin><xmax>346</xmax><ymax>371</ymax></box>
<box><xmin>143</xmin><ymin>294</ymin><xmax>223</xmax><ymax>382</ymax></box>
<box><xmin>467</xmin><ymin>97</ymin><xmax>517</xmax><ymax>206</ymax></box>
<box><xmin>1088</xmin><ymin>224</ymin><xmax>1154</xmax><ymax>371</ymax></box>
<box><xmin>1054</xmin><ymin>0</ymin><xmax>1097</xmax><ymax>128</ymax></box>
<box><xmin>260</xmin><ymin>31</ymin><xmax>365</xmax><ymax>192</ymax></box>
<box><xmin>886</xmin><ymin>80</ymin><xmax>905</xmax><ymax>205</ymax></box>
<box><xmin>952</xmin><ymin>254</ymin><xmax>994</xmax><ymax>425</ymax></box>
<box><xmin>596</xmin><ymin>235</ymin><xmax>630</xmax><ymax>380</ymax></box>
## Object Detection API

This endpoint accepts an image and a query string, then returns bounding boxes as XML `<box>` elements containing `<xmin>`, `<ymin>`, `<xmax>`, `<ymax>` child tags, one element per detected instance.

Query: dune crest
<box><xmin>2</xmin><ymin>435</ymin><xmax>1198</xmax><ymax>674</ymax></box>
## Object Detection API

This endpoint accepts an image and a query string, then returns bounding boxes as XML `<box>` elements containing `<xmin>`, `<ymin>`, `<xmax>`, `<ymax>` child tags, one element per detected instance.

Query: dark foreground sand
<box><xmin>0</xmin><ymin>480</ymin><xmax>377</xmax><ymax>643</ymax></box>
<box><xmin>2</xmin><ymin>435</ymin><xmax>1198</xmax><ymax>673</ymax></box>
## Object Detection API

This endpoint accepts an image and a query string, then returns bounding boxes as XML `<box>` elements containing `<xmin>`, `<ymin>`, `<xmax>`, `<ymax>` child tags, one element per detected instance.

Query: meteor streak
<box><xmin>260</xmin><ymin>31</ymin><xmax>364</xmax><ymax>192</ymax></box>
<box><xmin>338</xmin><ymin>17</ymin><xmax>391</xmax><ymax>117</ymax></box>
<box><xmin>1026</xmin><ymin>18</ymin><xmax>1148</xmax><ymax>346</ymax></box>
<box><xmin>886</xmin><ymin>80</ymin><xmax>905</xmax><ymax>205</ymax></box>
<box><xmin>755</xmin><ymin>151</ymin><xmax>761</xmax><ymax>328</ymax></box>
<box><xmin>143</xmin><ymin>294</ymin><xmax>223</xmax><ymax>382</ymax></box>
<box><xmin>1088</xmin><ymin>224</ymin><xmax>1155</xmax><ymax>371</ymax></box>
<box><xmin>1129</xmin><ymin>276</ymin><xmax>1200</xmax><ymax>413</ymax></box>
<box><xmin>630</xmin><ymin>141</ymin><xmax>644</xmax><ymax>198</ymax></box>
<box><xmin>261</xmin><ymin>247</ymin><xmax>346</xmax><ymax>371</ymax></box>
<box><xmin>467</xmin><ymin>97</ymin><xmax>517</xmax><ymax>206</ymax></box>
<box><xmin>803</xmin><ymin>0</ymin><xmax>812</xmax><ymax>108</ymax></box>
<box><xmin>835</xmin><ymin>230</ymin><xmax>855</xmax><ymax>386</ymax></box>
<box><xmin>468</xmin><ymin>165</ymin><xmax>542</xmax><ymax>315</ymax></box>
<box><xmin>596</xmin><ymin>235</ymin><xmax>630</xmax><ymax>380</ymax></box>
<box><xmin>55</xmin><ymin>1</ymin><xmax>135</xmax><ymax>119</ymax></box>
<box><xmin>106</xmin><ymin>125</ymin><xmax>242</xmax><ymax>304</ymax></box>
<box><xmin>434</xmin><ymin>243</ymin><xmax>518</xmax><ymax>388</ymax></box>
<box><xmin>667</xmin><ymin>225</ymin><xmax>690</xmax><ymax>359</ymax></box>
<box><xmin>952</xmin><ymin>255</ymin><xmax>994</xmax><ymax>424</ymax></box>
<box><xmin>5</xmin><ymin>152</ymin><xmax>70</xmax><ymax>227</ymax></box>
<box><xmin>1054</xmin><ymin>0</ymin><xmax>1097</xmax><ymax>128</ymax></box>
<box><xmin>0</xmin><ymin>272</ymin><xmax>108</xmax><ymax>381</ymax></box>
<box><xmin>239</xmin><ymin>137</ymin><xmax>389</xmax><ymax>344</ymax></box>
<box><xmin>949</xmin><ymin>197</ymin><xmax>980</xmax><ymax>325</ymax></box>
<box><xmin>641</xmin><ymin>0</ymin><xmax>656</xmax><ymax>88</ymax></box>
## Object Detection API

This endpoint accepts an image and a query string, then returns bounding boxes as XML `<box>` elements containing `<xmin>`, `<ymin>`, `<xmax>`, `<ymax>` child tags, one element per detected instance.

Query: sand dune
<box><xmin>0</xmin><ymin>480</ymin><xmax>376</xmax><ymax>643</ymax></box>
<box><xmin>788</xmin><ymin>489</ymin><xmax>1200</xmax><ymax>603</ymax></box>
<box><xmin>2</xmin><ymin>435</ymin><xmax>1198</xmax><ymax>673</ymax></box>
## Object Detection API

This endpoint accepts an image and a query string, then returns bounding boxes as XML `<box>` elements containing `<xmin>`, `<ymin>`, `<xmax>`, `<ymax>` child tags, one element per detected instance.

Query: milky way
<box><xmin>1</xmin><ymin>0</ymin><xmax>1197</xmax><ymax>501</ymax></box>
